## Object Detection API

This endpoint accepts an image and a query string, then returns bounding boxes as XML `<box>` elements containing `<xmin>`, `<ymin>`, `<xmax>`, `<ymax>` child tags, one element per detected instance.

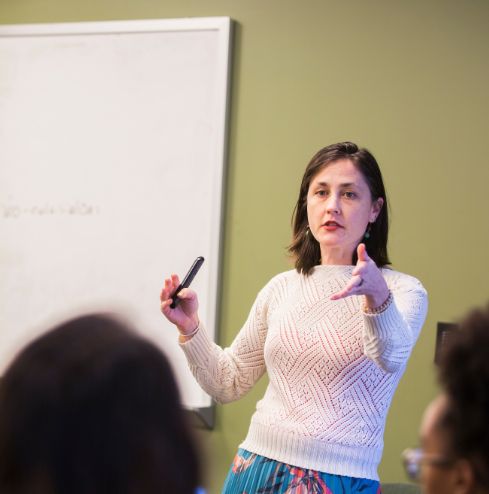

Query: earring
<box><xmin>364</xmin><ymin>223</ymin><xmax>372</xmax><ymax>240</ymax></box>
<box><xmin>305</xmin><ymin>225</ymin><xmax>310</xmax><ymax>236</ymax></box>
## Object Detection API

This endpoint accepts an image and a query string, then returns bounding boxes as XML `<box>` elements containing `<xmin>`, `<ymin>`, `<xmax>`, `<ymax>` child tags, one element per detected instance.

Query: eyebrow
<box><xmin>314</xmin><ymin>181</ymin><xmax>358</xmax><ymax>188</ymax></box>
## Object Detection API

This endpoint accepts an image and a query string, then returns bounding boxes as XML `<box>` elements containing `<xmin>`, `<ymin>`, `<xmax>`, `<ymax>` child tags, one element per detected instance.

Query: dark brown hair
<box><xmin>438</xmin><ymin>304</ymin><xmax>489</xmax><ymax>488</ymax></box>
<box><xmin>288</xmin><ymin>141</ymin><xmax>390</xmax><ymax>274</ymax></box>
<box><xmin>0</xmin><ymin>314</ymin><xmax>201</xmax><ymax>494</ymax></box>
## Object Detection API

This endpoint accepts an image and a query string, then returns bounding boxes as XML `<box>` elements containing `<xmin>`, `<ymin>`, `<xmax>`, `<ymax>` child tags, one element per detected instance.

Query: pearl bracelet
<box><xmin>363</xmin><ymin>291</ymin><xmax>393</xmax><ymax>315</ymax></box>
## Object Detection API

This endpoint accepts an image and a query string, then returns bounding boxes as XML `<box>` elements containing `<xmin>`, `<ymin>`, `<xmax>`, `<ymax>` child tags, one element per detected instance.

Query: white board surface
<box><xmin>0</xmin><ymin>18</ymin><xmax>232</xmax><ymax>410</ymax></box>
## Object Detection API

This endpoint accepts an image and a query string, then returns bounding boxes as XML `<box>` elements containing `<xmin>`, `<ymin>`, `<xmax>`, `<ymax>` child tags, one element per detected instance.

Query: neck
<box><xmin>320</xmin><ymin>246</ymin><xmax>353</xmax><ymax>266</ymax></box>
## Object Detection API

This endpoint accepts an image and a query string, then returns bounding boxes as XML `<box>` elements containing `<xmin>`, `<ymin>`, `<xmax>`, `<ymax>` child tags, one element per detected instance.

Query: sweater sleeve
<box><xmin>178</xmin><ymin>279</ymin><xmax>276</xmax><ymax>404</ymax></box>
<box><xmin>362</xmin><ymin>271</ymin><xmax>428</xmax><ymax>373</ymax></box>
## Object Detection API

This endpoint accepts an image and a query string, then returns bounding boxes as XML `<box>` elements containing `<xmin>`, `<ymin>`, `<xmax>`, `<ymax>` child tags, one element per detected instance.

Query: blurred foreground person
<box><xmin>0</xmin><ymin>314</ymin><xmax>202</xmax><ymax>494</ymax></box>
<box><xmin>403</xmin><ymin>304</ymin><xmax>489</xmax><ymax>494</ymax></box>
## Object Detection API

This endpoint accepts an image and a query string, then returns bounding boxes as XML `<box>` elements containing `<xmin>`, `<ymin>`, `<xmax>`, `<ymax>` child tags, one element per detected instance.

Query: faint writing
<box><xmin>1</xmin><ymin>201</ymin><xmax>101</xmax><ymax>219</ymax></box>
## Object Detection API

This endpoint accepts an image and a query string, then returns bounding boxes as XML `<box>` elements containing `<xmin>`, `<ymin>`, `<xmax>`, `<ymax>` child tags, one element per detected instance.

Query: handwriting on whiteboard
<box><xmin>1</xmin><ymin>201</ymin><xmax>101</xmax><ymax>219</ymax></box>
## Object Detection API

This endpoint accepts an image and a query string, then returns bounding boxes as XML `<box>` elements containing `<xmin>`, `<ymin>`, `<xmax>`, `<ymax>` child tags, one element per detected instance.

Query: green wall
<box><xmin>2</xmin><ymin>1</ymin><xmax>489</xmax><ymax>491</ymax></box>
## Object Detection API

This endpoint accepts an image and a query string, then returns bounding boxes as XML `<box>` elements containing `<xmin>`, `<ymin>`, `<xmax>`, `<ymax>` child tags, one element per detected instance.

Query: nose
<box><xmin>325</xmin><ymin>193</ymin><xmax>340</xmax><ymax>214</ymax></box>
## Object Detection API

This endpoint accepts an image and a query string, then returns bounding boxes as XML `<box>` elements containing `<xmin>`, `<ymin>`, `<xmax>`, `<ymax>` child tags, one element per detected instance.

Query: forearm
<box><xmin>362</xmin><ymin>286</ymin><xmax>428</xmax><ymax>372</ymax></box>
<box><xmin>180</xmin><ymin>322</ymin><xmax>266</xmax><ymax>403</ymax></box>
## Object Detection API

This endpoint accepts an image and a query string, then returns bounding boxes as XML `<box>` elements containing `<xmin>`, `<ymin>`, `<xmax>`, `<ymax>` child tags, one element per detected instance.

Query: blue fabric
<box><xmin>222</xmin><ymin>449</ymin><xmax>381</xmax><ymax>494</ymax></box>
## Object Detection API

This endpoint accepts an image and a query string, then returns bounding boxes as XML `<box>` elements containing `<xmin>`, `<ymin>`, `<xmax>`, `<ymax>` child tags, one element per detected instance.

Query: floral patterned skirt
<box><xmin>222</xmin><ymin>449</ymin><xmax>382</xmax><ymax>494</ymax></box>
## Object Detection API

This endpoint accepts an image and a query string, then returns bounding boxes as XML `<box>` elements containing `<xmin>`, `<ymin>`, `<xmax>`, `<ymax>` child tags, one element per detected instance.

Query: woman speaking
<box><xmin>160</xmin><ymin>141</ymin><xmax>428</xmax><ymax>493</ymax></box>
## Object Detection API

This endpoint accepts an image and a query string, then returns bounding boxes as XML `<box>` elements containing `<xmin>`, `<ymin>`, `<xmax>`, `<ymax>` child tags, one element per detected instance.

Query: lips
<box><xmin>323</xmin><ymin>220</ymin><xmax>343</xmax><ymax>229</ymax></box>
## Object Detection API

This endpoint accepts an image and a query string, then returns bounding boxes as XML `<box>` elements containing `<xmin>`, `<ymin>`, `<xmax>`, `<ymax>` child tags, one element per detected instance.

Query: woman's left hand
<box><xmin>330</xmin><ymin>243</ymin><xmax>390</xmax><ymax>309</ymax></box>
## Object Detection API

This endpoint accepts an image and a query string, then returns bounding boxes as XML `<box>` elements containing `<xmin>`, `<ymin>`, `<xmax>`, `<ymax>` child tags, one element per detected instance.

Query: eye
<box><xmin>313</xmin><ymin>189</ymin><xmax>327</xmax><ymax>197</ymax></box>
<box><xmin>343</xmin><ymin>191</ymin><xmax>357</xmax><ymax>199</ymax></box>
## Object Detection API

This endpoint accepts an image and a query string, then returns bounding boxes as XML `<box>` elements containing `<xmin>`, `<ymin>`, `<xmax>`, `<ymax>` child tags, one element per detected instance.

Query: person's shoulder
<box><xmin>381</xmin><ymin>267</ymin><xmax>427</xmax><ymax>294</ymax></box>
<box><xmin>256</xmin><ymin>269</ymin><xmax>299</xmax><ymax>297</ymax></box>
<box><xmin>263</xmin><ymin>268</ymin><xmax>299</xmax><ymax>289</ymax></box>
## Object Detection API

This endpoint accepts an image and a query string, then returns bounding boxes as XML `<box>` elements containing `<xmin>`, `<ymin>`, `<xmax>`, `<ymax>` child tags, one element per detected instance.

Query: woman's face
<box><xmin>306</xmin><ymin>159</ymin><xmax>383</xmax><ymax>265</ymax></box>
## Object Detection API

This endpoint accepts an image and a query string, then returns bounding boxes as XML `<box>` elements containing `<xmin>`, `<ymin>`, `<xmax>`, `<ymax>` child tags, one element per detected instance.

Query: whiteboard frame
<box><xmin>0</xmin><ymin>17</ymin><xmax>233</xmax><ymax>428</ymax></box>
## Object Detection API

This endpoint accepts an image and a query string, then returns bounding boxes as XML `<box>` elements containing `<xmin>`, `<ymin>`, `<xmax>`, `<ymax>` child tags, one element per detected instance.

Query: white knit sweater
<box><xmin>180</xmin><ymin>265</ymin><xmax>428</xmax><ymax>480</ymax></box>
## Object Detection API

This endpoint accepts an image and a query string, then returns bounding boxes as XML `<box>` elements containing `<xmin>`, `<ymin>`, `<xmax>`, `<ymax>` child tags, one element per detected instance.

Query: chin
<box><xmin>318</xmin><ymin>238</ymin><xmax>347</xmax><ymax>249</ymax></box>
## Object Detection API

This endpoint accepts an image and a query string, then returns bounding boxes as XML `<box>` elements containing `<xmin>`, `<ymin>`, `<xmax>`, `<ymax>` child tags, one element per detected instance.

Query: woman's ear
<box><xmin>369</xmin><ymin>197</ymin><xmax>384</xmax><ymax>223</ymax></box>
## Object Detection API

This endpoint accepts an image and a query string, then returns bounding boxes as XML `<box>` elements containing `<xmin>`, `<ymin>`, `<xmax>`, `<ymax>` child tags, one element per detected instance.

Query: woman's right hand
<box><xmin>160</xmin><ymin>274</ymin><xmax>200</xmax><ymax>336</ymax></box>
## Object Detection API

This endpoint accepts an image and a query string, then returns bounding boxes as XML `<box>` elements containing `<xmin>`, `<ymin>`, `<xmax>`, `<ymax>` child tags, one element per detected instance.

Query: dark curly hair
<box><xmin>438</xmin><ymin>304</ymin><xmax>489</xmax><ymax>488</ymax></box>
<box><xmin>0</xmin><ymin>314</ymin><xmax>201</xmax><ymax>494</ymax></box>
<box><xmin>288</xmin><ymin>141</ymin><xmax>390</xmax><ymax>274</ymax></box>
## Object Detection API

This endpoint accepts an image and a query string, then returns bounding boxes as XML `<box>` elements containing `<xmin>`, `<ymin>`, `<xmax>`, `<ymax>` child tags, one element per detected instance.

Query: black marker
<box><xmin>170</xmin><ymin>256</ymin><xmax>205</xmax><ymax>309</ymax></box>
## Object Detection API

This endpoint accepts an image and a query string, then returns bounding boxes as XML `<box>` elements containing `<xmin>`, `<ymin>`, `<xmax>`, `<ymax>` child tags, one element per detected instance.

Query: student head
<box><xmin>289</xmin><ymin>141</ymin><xmax>390</xmax><ymax>273</ymax></box>
<box><xmin>0</xmin><ymin>313</ymin><xmax>201</xmax><ymax>494</ymax></box>
<box><xmin>405</xmin><ymin>304</ymin><xmax>489</xmax><ymax>494</ymax></box>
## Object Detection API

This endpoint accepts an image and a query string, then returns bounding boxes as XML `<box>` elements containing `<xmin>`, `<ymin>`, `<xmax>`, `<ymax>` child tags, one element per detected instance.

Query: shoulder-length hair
<box><xmin>288</xmin><ymin>141</ymin><xmax>390</xmax><ymax>274</ymax></box>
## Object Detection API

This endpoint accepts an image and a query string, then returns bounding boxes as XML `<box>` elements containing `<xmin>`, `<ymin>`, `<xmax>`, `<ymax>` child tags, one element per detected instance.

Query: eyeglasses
<box><xmin>402</xmin><ymin>448</ymin><xmax>455</xmax><ymax>482</ymax></box>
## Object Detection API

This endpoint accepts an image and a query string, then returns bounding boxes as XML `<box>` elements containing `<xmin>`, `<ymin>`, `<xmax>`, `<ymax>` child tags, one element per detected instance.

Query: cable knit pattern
<box><xmin>180</xmin><ymin>265</ymin><xmax>428</xmax><ymax>480</ymax></box>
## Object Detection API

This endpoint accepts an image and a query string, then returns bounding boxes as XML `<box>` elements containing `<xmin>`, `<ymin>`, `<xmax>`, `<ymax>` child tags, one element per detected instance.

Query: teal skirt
<box><xmin>222</xmin><ymin>449</ymin><xmax>381</xmax><ymax>494</ymax></box>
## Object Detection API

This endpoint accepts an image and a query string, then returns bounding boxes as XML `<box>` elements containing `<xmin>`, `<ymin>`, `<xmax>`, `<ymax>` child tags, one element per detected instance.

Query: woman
<box><xmin>404</xmin><ymin>304</ymin><xmax>489</xmax><ymax>493</ymax></box>
<box><xmin>0</xmin><ymin>314</ymin><xmax>202</xmax><ymax>494</ymax></box>
<box><xmin>161</xmin><ymin>141</ymin><xmax>428</xmax><ymax>493</ymax></box>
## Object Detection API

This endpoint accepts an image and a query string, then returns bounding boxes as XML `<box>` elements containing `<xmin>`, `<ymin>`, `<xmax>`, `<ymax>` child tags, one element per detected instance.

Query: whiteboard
<box><xmin>0</xmin><ymin>18</ymin><xmax>232</xmax><ymax>416</ymax></box>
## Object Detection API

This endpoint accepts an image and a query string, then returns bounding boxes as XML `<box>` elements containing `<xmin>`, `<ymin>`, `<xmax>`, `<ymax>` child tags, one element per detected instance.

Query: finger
<box><xmin>167</xmin><ymin>274</ymin><xmax>181</xmax><ymax>298</ymax></box>
<box><xmin>161</xmin><ymin>278</ymin><xmax>173</xmax><ymax>300</ymax></box>
<box><xmin>160</xmin><ymin>287</ymin><xmax>167</xmax><ymax>302</ymax></box>
<box><xmin>176</xmin><ymin>288</ymin><xmax>198</xmax><ymax>304</ymax></box>
<box><xmin>178</xmin><ymin>288</ymin><xmax>191</xmax><ymax>299</ymax></box>
<box><xmin>352</xmin><ymin>264</ymin><xmax>363</xmax><ymax>276</ymax></box>
<box><xmin>160</xmin><ymin>298</ymin><xmax>174</xmax><ymax>313</ymax></box>
<box><xmin>330</xmin><ymin>276</ymin><xmax>363</xmax><ymax>300</ymax></box>
<box><xmin>353</xmin><ymin>275</ymin><xmax>364</xmax><ymax>288</ymax></box>
<box><xmin>361</xmin><ymin>243</ymin><xmax>371</xmax><ymax>261</ymax></box>
<box><xmin>330</xmin><ymin>287</ymin><xmax>350</xmax><ymax>300</ymax></box>
<box><xmin>357</xmin><ymin>243</ymin><xmax>369</xmax><ymax>262</ymax></box>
